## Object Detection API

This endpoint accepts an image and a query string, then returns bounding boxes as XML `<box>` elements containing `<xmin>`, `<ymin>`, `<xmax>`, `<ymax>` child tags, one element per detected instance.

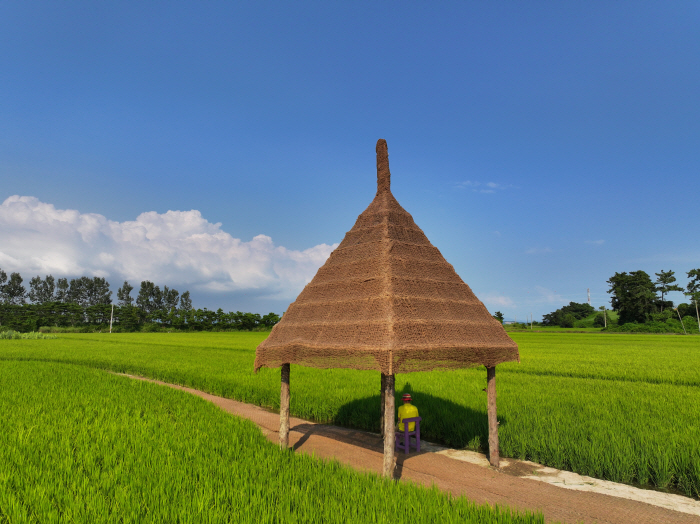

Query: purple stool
<box><xmin>395</xmin><ymin>417</ymin><xmax>421</xmax><ymax>454</ymax></box>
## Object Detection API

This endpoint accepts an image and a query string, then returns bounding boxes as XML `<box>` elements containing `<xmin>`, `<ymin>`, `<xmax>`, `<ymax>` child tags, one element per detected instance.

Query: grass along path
<box><xmin>0</xmin><ymin>360</ymin><xmax>545</xmax><ymax>524</ymax></box>
<box><xmin>1</xmin><ymin>332</ymin><xmax>699</xmax><ymax>498</ymax></box>
<box><xmin>122</xmin><ymin>372</ymin><xmax>700</xmax><ymax>523</ymax></box>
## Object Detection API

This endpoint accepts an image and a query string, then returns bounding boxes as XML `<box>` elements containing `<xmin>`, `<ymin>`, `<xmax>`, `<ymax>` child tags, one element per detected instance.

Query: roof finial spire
<box><xmin>376</xmin><ymin>139</ymin><xmax>390</xmax><ymax>193</ymax></box>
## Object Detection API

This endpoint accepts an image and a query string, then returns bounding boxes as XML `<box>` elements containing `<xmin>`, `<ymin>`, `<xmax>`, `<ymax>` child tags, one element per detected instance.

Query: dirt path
<box><xmin>122</xmin><ymin>374</ymin><xmax>700</xmax><ymax>524</ymax></box>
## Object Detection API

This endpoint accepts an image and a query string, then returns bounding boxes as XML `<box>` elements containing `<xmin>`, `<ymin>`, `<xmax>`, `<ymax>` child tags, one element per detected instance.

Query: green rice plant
<box><xmin>1</xmin><ymin>332</ymin><xmax>699</xmax><ymax>497</ymax></box>
<box><xmin>650</xmin><ymin>445</ymin><xmax>674</xmax><ymax>490</ymax></box>
<box><xmin>673</xmin><ymin>449</ymin><xmax>699</xmax><ymax>498</ymax></box>
<box><xmin>0</xmin><ymin>360</ymin><xmax>544</xmax><ymax>524</ymax></box>
<box><xmin>504</xmin><ymin>333</ymin><xmax>700</xmax><ymax>386</ymax></box>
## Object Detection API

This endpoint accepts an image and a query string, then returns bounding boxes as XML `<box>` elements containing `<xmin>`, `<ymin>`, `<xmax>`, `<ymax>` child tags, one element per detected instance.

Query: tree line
<box><xmin>607</xmin><ymin>269</ymin><xmax>699</xmax><ymax>324</ymax></box>
<box><xmin>541</xmin><ymin>301</ymin><xmax>597</xmax><ymax>328</ymax></box>
<box><xmin>0</xmin><ymin>269</ymin><xmax>280</xmax><ymax>333</ymax></box>
<box><xmin>540</xmin><ymin>268</ymin><xmax>700</xmax><ymax>331</ymax></box>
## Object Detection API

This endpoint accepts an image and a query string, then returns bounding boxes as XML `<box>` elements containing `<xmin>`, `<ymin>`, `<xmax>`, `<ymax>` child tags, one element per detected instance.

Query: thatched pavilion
<box><xmin>254</xmin><ymin>139</ymin><xmax>519</xmax><ymax>477</ymax></box>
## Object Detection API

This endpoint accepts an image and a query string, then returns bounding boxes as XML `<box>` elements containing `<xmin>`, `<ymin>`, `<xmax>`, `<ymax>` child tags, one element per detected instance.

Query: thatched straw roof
<box><xmin>254</xmin><ymin>139</ymin><xmax>519</xmax><ymax>374</ymax></box>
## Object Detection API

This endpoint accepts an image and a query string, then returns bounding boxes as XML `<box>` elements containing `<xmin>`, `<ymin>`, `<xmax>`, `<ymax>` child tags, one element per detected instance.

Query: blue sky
<box><xmin>1</xmin><ymin>2</ymin><xmax>698</xmax><ymax>319</ymax></box>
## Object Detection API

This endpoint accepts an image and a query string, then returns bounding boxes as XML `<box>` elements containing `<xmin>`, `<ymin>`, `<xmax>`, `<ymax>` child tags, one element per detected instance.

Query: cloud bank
<box><xmin>0</xmin><ymin>196</ymin><xmax>337</xmax><ymax>300</ymax></box>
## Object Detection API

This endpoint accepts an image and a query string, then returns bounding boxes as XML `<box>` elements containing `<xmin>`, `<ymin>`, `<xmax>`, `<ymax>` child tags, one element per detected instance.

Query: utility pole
<box><xmin>675</xmin><ymin>308</ymin><xmax>687</xmax><ymax>335</ymax></box>
<box><xmin>598</xmin><ymin>305</ymin><xmax>607</xmax><ymax>328</ymax></box>
<box><xmin>109</xmin><ymin>304</ymin><xmax>114</xmax><ymax>334</ymax></box>
<box><xmin>587</xmin><ymin>288</ymin><xmax>591</xmax><ymax>305</ymax></box>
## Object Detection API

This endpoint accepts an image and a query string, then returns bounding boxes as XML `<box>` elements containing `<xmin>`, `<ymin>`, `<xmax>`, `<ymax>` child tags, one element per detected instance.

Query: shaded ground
<box><xmin>122</xmin><ymin>374</ymin><xmax>700</xmax><ymax>524</ymax></box>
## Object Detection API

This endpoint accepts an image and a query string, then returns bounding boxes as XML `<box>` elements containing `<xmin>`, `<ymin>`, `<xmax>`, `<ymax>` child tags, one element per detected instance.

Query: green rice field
<box><xmin>0</xmin><ymin>360</ymin><xmax>543</xmax><ymax>524</ymax></box>
<box><xmin>1</xmin><ymin>331</ymin><xmax>699</xmax><ymax>502</ymax></box>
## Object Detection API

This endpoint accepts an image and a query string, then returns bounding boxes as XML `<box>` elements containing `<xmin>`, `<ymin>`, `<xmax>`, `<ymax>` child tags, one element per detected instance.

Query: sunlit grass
<box><xmin>0</xmin><ymin>360</ymin><xmax>545</xmax><ymax>523</ymax></box>
<box><xmin>1</xmin><ymin>331</ymin><xmax>699</xmax><ymax>497</ymax></box>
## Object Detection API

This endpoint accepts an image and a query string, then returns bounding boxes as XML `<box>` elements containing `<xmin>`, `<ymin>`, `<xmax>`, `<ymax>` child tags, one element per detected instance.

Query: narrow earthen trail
<box><xmin>124</xmin><ymin>374</ymin><xmax>699</xmax><ymax>524</ymax></box>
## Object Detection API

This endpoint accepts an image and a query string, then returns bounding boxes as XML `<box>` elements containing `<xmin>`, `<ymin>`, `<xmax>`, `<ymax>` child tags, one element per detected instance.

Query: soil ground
<box><xmin>122</xmin><ymin>374</ymin><xmax>700</xmax><ymax>524</ymax></box>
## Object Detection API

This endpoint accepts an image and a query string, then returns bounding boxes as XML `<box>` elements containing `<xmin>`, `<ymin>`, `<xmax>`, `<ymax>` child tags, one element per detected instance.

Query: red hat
<box><xmin>402</xmin><ymin>393</ymin><xmax>412</xmax><ymax>402</ymax></box>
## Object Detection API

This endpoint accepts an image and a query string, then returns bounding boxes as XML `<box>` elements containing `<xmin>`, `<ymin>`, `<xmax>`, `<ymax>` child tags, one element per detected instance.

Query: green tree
<box><xmin>559</xmin><ymin>313</ymin><xmax>576</xmax><ymax>328</ymax></box>
<box><xmin>64</xmin><ymin>302</ymin><xmax>85</xmax><ymax>327</ymax></box>
<box><xmin>179</xmin><ymin>291</ymin><xmax>192</xmax><ymax>312</ymax></box>
<box><xmin>64</xmin><ymin>276</ymin><xmax>111</xmax><ymax>307</ymax></box>
<box><xmin>67</xmin><ymin>277</ymin><xmax>89</xmax><ymax>306</ymax></box>
<box><xmin>29</xmin><ymin>275</ymin><xmax>56</xmax><ymax>304</ymax></box>
<box><xmin>29</xmin><ymin>276</ymin><xmax>42</xmax><ymax>303</ymax></box>
<box><xmin>136</xmin><ymin>281</ymin><xmax>157</xmax><ymax>314</ymax></box>
<box><xmin>542</xmin><ymin>302</ymin><xmax>594</xmax><ymax>327</ymax></box>
<box><xmin>201</xmin><ymin>309</ymin><xmax>217</xmax><ymax>330</ymax></box>
<box><xmin>55</xmin><ymin>278</ymin><xmax>69</xmax><ymax>303</ymax></box>
<box><xmin>261</xmin><ymin>312</ymin><xmax>281</xmax><ymax>328</ymax></box>
<box><xmin>607</xmin><ymin>271</ymin><xmax>659</xmax><ymax>324</ymax></box>
<box><xmin>654</xmin><ymin>270</ymin><xmax>682</xmax><ymax>311</ymax></box>
<box><xmin>686</xmin><ymin>269</ymin><xmax>700</xmax><ymax>301</ymax></box>
<box><xmin>151</xmin><ymin>285</ymin><xmax>164</xmax><ymax>311</ymax></box>
<box><xmin>85</xmin><ymin>277</ymin><xmax>112</xmax><ymax>306</ymax></box>
<box><xmin>677</xmin><ymin>303</ymin><xmax>692</xmax><ymax>318</ymax></box>
<box><xmin>117</xmin><ymin>305</ymin><xmax>142</xmax><ymax>332</ymax></box>
<box><xmin>238</xmin><ymin>312</ymin><xmax>261</xmax><ymax>331</ymax></box>
<box><xmin>162</xmin><ymin>286</ymin><xmax>179</xmax><ymax>311</ymax></box>
<box><xmin>117</xmin><ymin>281</ymin><xmax>134</xmax><ymax>306</ymax></box>
<box><xmin>85</xmin><ymin>304</ymin><xmax>112</xmax><ymax>326</ymax></box>
<box><xmin>492</xmin><ymin>311</ymin><xmax>504</xmax><ymax>323</ymax></box>
<box><xmin>686</xmin><ymin>269</ymin><xmax>700</xmax><ymax>329</ymax></box>
<box><xmin>2</xmin><ymin>272</ymin><xmax>28</xmax><ymax>305</ymax></box>
<box><xmin>136</xmin><ymin>281</ymin><xmax>181</xmax><ymax>325</ymax></box>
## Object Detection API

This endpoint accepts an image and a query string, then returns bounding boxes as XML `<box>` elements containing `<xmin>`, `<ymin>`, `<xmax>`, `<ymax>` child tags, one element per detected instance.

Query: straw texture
<box><xmin>254</xmin><ymin>139</ymin><xmax>519</xmax><ymax>374</ymax></box>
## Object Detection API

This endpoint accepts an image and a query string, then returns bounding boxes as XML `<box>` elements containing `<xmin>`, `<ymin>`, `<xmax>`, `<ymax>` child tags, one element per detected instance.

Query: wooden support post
<box><xmin>380</xmin><ymin>372</ymin><xmax>387</xmax><ymax>438</ymax></box>
<box><xmin>487</xmin><ymin>366</ymin><xmax>499</xmax><ymax>468</ymax></box>
<box><xmin>382</xmin><ymin>373</ymin><xmax>395</xmax><ymax>478</ymax></box>
<box><xmin>280</xmin><ymin>363</ymin><xmax>290</xmax><ymax>449</ymax></box>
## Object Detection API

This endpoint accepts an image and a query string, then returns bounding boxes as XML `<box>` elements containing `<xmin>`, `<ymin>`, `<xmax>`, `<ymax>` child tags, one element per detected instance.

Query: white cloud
<box><xmin>585</xmin><ymin>239</ymin><xmax>605</xmax><ymax>245</ymax></box>
<box><xmin>454</xmin><ymin>180</ymin><xmax>512</xmax><ymax>194</ymax></box>
<box><xmin>480</xmin><ymin>292</ymin><xmax>515</xmax><ymax>308</ymax></box>
<box><xmin>532</xmin><ymin>286</ymin><xmax>566</xmax><ymax>304</ymax></box>
<box><xmin>0</xmin><ymin>196</ymin><xmax>337</xmax><ymax>299</ymax></box>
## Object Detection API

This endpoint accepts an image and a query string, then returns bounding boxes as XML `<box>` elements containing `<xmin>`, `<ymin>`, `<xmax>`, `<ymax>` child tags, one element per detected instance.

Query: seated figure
<box><xmin>397</xmin><ymin>393</ymin><xmax>419</xmax><ymax>432</ymax></box>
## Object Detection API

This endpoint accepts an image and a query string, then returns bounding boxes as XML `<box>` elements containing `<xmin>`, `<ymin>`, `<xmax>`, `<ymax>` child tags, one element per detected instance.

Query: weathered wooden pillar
<box><xmin>380</xmin><ymin>372</ymin><xmax>387</xmax><ymax>438</ymax></box>
<box><xmin>382</xmin><ymin>373</ymin><xmax>395</xmax><ymax>478</ymax></box>
<box><xmin>487</xmin><ymin>365</ymin><xmax>499</xmax><ymax>468</ymax></box>
<box><xmin>280</xmin><ymin>363</ymin><xmax>290</xmax><ymax>449</ymax></box>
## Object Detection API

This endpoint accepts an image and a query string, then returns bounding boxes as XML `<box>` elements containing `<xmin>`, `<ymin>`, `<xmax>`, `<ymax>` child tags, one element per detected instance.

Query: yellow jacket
<box><xmin>397</xmin><ymin>403</ymin><xmax>419</xmax><ymax>432</ymax></box>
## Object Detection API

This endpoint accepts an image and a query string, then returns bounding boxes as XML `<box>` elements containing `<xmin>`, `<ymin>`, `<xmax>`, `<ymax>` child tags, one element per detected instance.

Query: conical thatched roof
<box><xmin>254</xmin><ymin>139</ymin><xmax>519</xmax><ymax>374</ymax></box>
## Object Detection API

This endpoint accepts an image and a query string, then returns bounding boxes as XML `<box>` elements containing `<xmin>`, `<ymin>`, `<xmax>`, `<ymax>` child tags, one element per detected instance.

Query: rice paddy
<box><xmin>0</xmin><ymin>360</ymin><xmax>543</xmax><ymax>523</ymax></box>
<box><xmin>1</xmin><ymin>331</ymin><xmax>699</xmax><ymax>501</ymax></box>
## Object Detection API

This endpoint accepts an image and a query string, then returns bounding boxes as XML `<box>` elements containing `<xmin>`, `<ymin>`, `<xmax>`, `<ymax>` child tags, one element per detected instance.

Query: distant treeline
<box><xmin>539</xmin><ymin>268</ymin><xmax>700</xmax><ymax>333</ymax></box>
<box><xmin>0</xmin><ymin>269</ymin><xmax>280</xmax><ymax>333</ymax></box>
